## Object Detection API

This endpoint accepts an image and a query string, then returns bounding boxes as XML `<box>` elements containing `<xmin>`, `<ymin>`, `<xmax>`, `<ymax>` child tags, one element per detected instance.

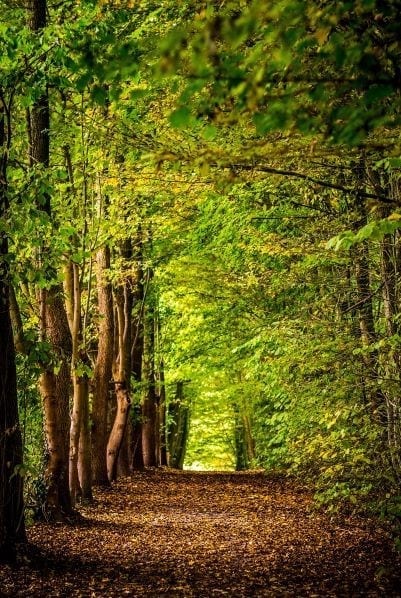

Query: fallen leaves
<box><xmin>1</xmin><ymin>470</ymin><xmax>400</xmax><ymax>596</ymax></box>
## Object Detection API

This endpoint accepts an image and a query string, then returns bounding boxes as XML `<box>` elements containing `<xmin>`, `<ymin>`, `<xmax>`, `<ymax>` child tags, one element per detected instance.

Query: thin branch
<box><xmin>219</xmin><ymin>163</ymin><xmax>394</xmax><ymax>203</ymax></box>
<box><xmin>251</xmin><ymin>215</ymin><xmax>315</xmax><ymax>220</ymax></box>
<box><xmin>342</xmin><ymin>283</ymin><xmax>384</xmax><ymax>314</ymax></box>
<box><xmin>289</xmin><ymin>200</ymin><xmax>335</xmax><ymax>214</ymax></box>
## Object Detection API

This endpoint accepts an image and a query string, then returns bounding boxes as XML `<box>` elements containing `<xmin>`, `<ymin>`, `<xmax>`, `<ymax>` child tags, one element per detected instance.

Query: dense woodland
<box><xmin>1</xmin><ymin>0</ymin><xmax>401</xmax><ymax>560</ymax></box>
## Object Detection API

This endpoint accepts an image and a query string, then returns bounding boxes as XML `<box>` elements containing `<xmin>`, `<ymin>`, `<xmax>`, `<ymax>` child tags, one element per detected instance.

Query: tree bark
<box><xmin>107</xmin><ymin>383</ymin><xmax>131</xmax><ymax>481</ymax></box>
<box><xmin>39</xmin><ymin>289</ymin><xmax>73</xmax><ymax>516</ymax></box>
<box><xmin>353</xmin><ymin>243</ymin><xmax>384</xmax><ymax>421</ymax></box>
<box><xmin>0</xmin><ymin>94</ymin><xmax>25</xmax><ymax>559</ymax></box>
<box><xmin>242</xmin><ymin>412</ymin><xmax>256</xmax><ymax>464</ymax></box>
<box><xmin>107</xmin><ymin>241</ymin><xmax>133</xmax><ymax>481</ymax></box>
<box><xmin>92</xmin><ymin>246</ymin><xmax>114</xmax><ymax>485</ymax></box>
<box><xmin>9</xmin><ymin>283</ymin><xmax>28</xmax><ymax>355</ymax></box>
<box><xmin>380</xmin><ymin>227</ymin><xmax>401</xmax><ymax>480</ymax></box>
<box><xmin>158</xmin><ymin>363</ymin><xmax>168</xmax><ymax>467</ymax></box>
<box><xmin>142</xmin><ymin>292</ymin><xmax>158</xmax><ymax>467</ymax></box>
<box><xmin>233</xmin><ymin>403</ymin><xmax>249</xmax><ymax>471</ymax></box>
<box><xmin>130</xmin><ymin>234</ymin><xmax>145</xmax><ymax>470</ymax></box>
<box><xmin>130</xmin><ymin>404</ymin><xmax>144</xmax><ymax>471</ymax></box>
<box><xmin>62</xmin><ymin>144</ymin><xmax>92</xmax><ymax>503</ymax></box>
<box><xmin>78</xmin><ymin>375</ymin><xmax>92</xmax><ymax>501</ymax></box>
<box><xmin>68</xmin><ymin>263</ymin><xmax>84</xmax><ymax>505</ymax></box>
<box><xmin>29</xmin><ymin>0</ymin><xmax>73</xmax><ymax>518</ymax></box>
<box><xmin>0</xmin><ymin>276</ymin><xmax>25</xmax><ymax>557</ymax></box>
<box><xmin>167</xmin><ymin>382</ymin><xmax>190</xmax><ymax>470</ymax></box>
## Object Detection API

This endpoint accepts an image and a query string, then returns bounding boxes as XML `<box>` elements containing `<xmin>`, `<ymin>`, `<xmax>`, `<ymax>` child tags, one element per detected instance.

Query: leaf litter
<box><xmin>1</xmin><ymin>470</ymin><xmax>400</xmax><ymax>596</ymax></box>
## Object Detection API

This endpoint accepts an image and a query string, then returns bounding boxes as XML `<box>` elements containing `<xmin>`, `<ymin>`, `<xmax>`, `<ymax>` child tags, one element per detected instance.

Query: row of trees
<box><xmin>1</xmin><ymin>0</ymin><xmax>401</xmax><ymax>555</ymax></box>
<box><xmin>0</xmin><ymin>0</ymin><xmax>193</xmax><ymax>554</ymax></box>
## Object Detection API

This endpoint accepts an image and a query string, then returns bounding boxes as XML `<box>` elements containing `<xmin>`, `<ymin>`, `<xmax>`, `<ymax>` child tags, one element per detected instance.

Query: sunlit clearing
<box><xmin>184</xmin><ymin>396</ymin><xmax>236</xmax><ymax>471</ymax></box>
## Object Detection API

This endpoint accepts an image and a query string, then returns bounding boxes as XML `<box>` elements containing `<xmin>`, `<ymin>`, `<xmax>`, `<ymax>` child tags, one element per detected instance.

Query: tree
<box><xmin>92</xmin><ymin>244</ymin><xmax>114</xmax><ymax>485</ymax></box>
<box><xmin>28</xmin><ymin>0</ymin><xmax>73</xmax><ymax>517</ymax></box>
<box><xmin>167</xmin><ymin>382</ymin><xmax>190</xmax><ymax>470</ymax></box>
<box><xmin>1</xmin><ymin>0</ymin><xmax>401</xmax><ymax>519</ymax></box>
<box><xmin>0</xmin><ymin>91</ymin><xmax>25</xmax><ymax>559</ymax></box>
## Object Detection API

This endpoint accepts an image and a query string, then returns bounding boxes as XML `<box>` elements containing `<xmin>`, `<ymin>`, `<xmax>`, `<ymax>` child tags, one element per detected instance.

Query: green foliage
<box><xmin>2</xmin><ymin>0</ymin><xmax>401</xmax><ymax>521</ymax></box>
<box><xmin>328</xmin><ymin>215</ymin><xmax>401</xmax><ymax>250</ymax></box>
<box><xmin>16</xmin><ymin>354</ymin><xmax>45</xmax><ymax>517</ymax></box>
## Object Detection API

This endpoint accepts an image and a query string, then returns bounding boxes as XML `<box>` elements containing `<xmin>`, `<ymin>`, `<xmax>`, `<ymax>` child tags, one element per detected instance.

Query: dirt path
<box><xmin>1</xmin><ymin>470</ymin><xmax>400</xmax><ymax>596</ymax></box>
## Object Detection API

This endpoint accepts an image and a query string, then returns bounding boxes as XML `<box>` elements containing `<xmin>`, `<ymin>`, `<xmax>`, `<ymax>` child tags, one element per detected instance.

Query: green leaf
<box><xmin>202</xmin><ymin>125</ymin><xmax>217</xmax><ymax>141</ymax></box>
<box><xmin>91</xmin><ymin>85</ymin><xmax>108</xmax><ymax>105</ymax></box>
<box><xmin>169</xmin><ymin>107</ymin><xmax>191</xmax><ymax>129</ymax></box>
<box><xmin>76</xmin><ymin>72</ymin><xmax>93</xmax><ymax>92</ymax></box>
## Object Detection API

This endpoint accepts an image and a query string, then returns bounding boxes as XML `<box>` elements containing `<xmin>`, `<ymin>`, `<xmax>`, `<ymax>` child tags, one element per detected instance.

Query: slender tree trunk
<box><xmin>62</xmin><ymin>144</ymin><xmax>92</xmax><ymax>503</ymax></box>
<box><xmin>117</xmin><ymin>424</ymin><xmax>131</xmax><ymax>477</ymax></box>
<box><xmin>78</xmin><ymin>375</ymin><xmax>92</xmax><ymax>501</ymax></box>
<box><xmin>116</xmin><ymin>248</ymin><xmax>134</xmax><ymax>476</ymax></box>
<box><xmin>68</xmin><ymin>263</ymin><xmax>83</xmax><ymax>505</ymax></box>
<box><xmin>353</xmin><ymin>243</ymin><xmax>384</xmax><ymax>421</ymax></box>
<box><xmin>66</xmin><ymin>263</ymin><xmax>92</xmax><ymax>504</ymax></box>
<box><xmin>9</xmin><ymin>283</ymin><xmax>28</xmax><ymax>355</ymax></box>
<box><xmin>130</xmin><ymin>405</ymin><xmax>144</xmax><ymax>471</ymax></box>
<box><xmin>69</xmin><ymin>376</ymin><xmax>83</xmax><ymax>504</ymax></box>
<box><xmin>233</xmin><ymin>403</ymin><xmax>249</xmax><ymax>471</ymax></box>
<box><xmin>155</xmin><ymin>391</ymin><xmax>161</xmax><ymax>466</ymax></box>
<box><xmin>39</xmin><ymin>291</ymin><xmax>73</xmax><ymax>516</ymax></box>
<box><xmin>92</xmin><ymin>246</ymin><xmax>114</xmax><ymax>485</ymax></box>
<box><xmin>142</xmin><ymin>293</ymin><xmax>158</xmax><ymax>467</ymax></box>
<box><xmin>29</xmin><ymin>0</ymin><xmax>72</xmax><ymax>518</ymax></box>
<box><xmin>159</xmin><ymin>363</ymin><xmax>168</xmax><ymax>467</ymax></box>
<box><xmin>380</xmin><ymin>228</ymin><xmax>401</xmax><ymax>480</ymax></box>
<box><xmin>107</xmin><ymin>382</ymin><xmax>131</xmax><ymax>481</ymax></box>
<box><xmin>0</xmin><ymin>273</ymin><xmax>25</xmax><ymax>557</ymax></box>
<box><xmin>363</xmin><ymin>165</ymin><xmax>401</xmax><ymax>480</ymax></box>
<box><xmin>0</xmin><ymin>95</ymin><xmax>25</xmax><ymax>558</ymax></box>
<box><xmin>107</xmin><ymin>241</ymin><xmax>133</xmax><ymax>481</ymax></box>
<box><xmin>130</xmin><ymin>235</ymin><xmax>145</xmax><ymax>470</ymax></box>
<box><xmin>154</xmin><ymin>314</ymin><xmax>166</xmax><ymax>467</ymax></box>
<box><xmin>167</xmin><ymin>381</ymin><xmax>190</xmax><ymax>470</ymax></box>
<box><xmin>242</xmin><ymin>413</ymin><xmax>256</xmax><ymax>464</ymax></box>
<box><xmin>142</xmin><ymin>380</ymin><xmax>157</xmax><ymax>467</ymax></box>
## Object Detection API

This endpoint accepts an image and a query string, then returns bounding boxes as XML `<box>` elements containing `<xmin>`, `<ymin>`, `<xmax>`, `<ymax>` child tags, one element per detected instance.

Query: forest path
<box><xmin>1</xmin><ymin>470</ymin><xmax>401</xmax><ymax>597</ymax></box>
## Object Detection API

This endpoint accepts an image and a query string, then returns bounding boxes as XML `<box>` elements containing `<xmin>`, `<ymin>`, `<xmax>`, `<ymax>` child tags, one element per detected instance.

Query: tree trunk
<box><xmin>380</xmin><ymin>228</ymin><xmax>401</xmax><ymax>480</ymax></box>
<box><xmin>69</xmin><ymin>376</ymin><xmax>84</xmax><ymax>504</ymax></box>
<box><xmin>130</xmin><ymin>404</ymin><xmax>144</xmax><ymax>471</ymax></box>
<box><xmin>142</xmin><ymin>380</ymin><xmax>157</xmax><ymax>467</ymax></box>
<box><xmin>40</xmin><ymin>290</ymin><xmax>73</xmax><ymax>516</ymax></box>
<box><xmin>107</xmin><ymin>384</ymin><xmax>131</xmax><ymax>481</ymax></box>
<box><xmin>92</xmin><ymin>246</ymin><xmax>114</xmax><ymax>485</ymax></box>
<box><xmin>0</xmin><ymin>279</ymin><xmax>25</xmax><ymax>558</ymax></box>
<box><xmin>0</xmin><ymin>95</ymin><xmax>25</xmax><ymax>559</ymax></box>
<box><xmin>130</xmin><ymin>234</ymin><xmax>145</xmax><ymax>470</ymax></box>
<box><xmin>117</xmin><ymin>248</ymin><xmax>134</xmax><ymax>476</ymax></box>
<box><xmin>29</xmin><ymin>0</ymin><xmax>72</xmax><ymax>517</ymax></box>
<box><xmin>107</xmin><ymin>241</ymin><xmax>133</xmax><ymax>481</ymax></box>
<box><xmin>68</xmin><ymin>263</ymin><xmax>84</xmax><ymax>505</ymax></box>
<box><xmin>233</xmin><ymin>403</ymin><xmax>249</xmax><ymax>471</ymax></box>
<box><xmin>62</xmin><ymin>145</ymin><xmax>92</xmax><ymax>503</ymax></box>
<box><xmin>159</xmin><ymin>363</ymin><xmax>168</xmax><ymax>467</ymax></box>
<box><xmin>9</xmin><ymin>283</ymin><xmax>28</xmax><ymax>354</ymax></box>
<box><xmin>78</xmin><ymin>375</ymin><xmax>92</xmax><ymax>501</ymax></box>
<box><xmin>142</xmin><ymin>294</ymin><xmax>158</xmax><ymax>467</ymax></box>
<box><xmin>242</xmin><ymin>413</ymin><xmax>256</xmax><ymax>464</ymax></box>
<box><xmin>117</xmin><ymin>424</ymin><xmax>131</xmax><ymax>477</ymax></box>
<box><xmin>353</xmin><ymin>243</ymin><xmax>385</xmax><ymax>422</ymax></box>
<box><xmin>167</xmin><ymin>381</ymin><xmax>190</xmax><ymax>470</ymax></box>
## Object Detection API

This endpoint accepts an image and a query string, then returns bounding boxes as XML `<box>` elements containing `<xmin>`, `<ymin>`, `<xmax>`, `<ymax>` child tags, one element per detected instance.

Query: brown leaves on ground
<box><xmin>1</xmin><ymin>470</ymin><xmax>400</xmax><ymax>596</ymax></box>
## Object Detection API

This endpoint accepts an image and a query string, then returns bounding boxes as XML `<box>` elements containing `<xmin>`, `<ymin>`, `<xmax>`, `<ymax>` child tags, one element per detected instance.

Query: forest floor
<box><xmin>1</xmin><ymin>470</ymin><xmax>401</xmax><ymax>597</ymax></box>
